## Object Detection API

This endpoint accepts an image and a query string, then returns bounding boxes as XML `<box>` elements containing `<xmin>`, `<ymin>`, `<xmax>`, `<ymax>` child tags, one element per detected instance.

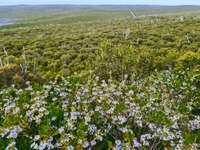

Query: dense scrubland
<box><xmin>0</xmin><ymin>5</ymin><xmax>200</xmax><ymax>150</ymax></box>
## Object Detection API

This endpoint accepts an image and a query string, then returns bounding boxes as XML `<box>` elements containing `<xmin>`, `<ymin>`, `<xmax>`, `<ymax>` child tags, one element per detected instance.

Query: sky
<box><xmin>1</xmin><ymin>0</ymin><xmax>200</xmax><ymax>6</ymax></box>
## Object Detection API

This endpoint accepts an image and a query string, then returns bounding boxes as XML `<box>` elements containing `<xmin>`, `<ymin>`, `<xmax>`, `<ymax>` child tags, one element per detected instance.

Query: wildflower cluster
<box><xmin>0</xmin><ymin>70</ymin><xmax>199</xmax><ymax>149</ymax></box>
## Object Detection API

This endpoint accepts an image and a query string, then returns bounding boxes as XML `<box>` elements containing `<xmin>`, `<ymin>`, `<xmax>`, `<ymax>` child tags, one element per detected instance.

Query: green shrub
<box><xmin>0</xmin><ymin>64</ymin><xmax>21</xmax><ymax>88</ymax></box>
<box><xmin>0</xmin><ymin>70</ymin><xmax>199</xmax><ymax>149</ymax></box>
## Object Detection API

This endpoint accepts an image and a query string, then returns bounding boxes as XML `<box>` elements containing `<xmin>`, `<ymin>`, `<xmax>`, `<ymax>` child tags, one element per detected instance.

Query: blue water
<box><xmin>0</xmin><ymin>18</ymin><xmax>18</xmax><ymax>26</ymax></box>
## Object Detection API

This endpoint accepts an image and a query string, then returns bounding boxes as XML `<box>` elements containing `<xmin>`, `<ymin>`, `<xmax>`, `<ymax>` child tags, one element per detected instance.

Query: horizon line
<box><xmin>0</xmin><ymin>4</ymin><xmax>200</xmax><ymax>7</ymax></box>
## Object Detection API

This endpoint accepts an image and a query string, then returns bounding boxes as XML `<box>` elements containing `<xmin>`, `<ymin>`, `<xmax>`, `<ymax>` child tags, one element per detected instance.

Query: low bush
<box><xmin>0</xmin><ymin>70</ymin><xmax>199</xmax><ymax>149</ymax></box>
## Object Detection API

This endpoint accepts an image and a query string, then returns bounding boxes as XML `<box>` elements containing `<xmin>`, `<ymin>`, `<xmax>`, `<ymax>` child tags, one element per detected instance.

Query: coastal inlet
<box><xmin>0</xmin><ymin>18</ymin><xmax>18</xmax><ymax>26</ymax></box>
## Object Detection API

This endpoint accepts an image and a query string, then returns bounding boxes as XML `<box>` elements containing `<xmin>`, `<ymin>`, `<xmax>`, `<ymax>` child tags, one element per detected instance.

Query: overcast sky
<box><xmin>1</xmin><ymin>0</ymin><xmax>200</xmax><ymax>6</ymax></box>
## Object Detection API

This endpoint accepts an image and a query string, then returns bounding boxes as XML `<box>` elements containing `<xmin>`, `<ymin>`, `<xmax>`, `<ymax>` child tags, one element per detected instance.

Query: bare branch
<box><xmin>22</xmin><ymin>47</ymin><xmax>28</xmax><ymax>73</ymax></box>
<box><xmin>3</xmin><ymin>47</ymin><xmax>9</xmax><ymax>66</ymax></box>
<box><xmin>129</xmin><ymin>9</ymin><xmax>136</xmax><ymax>18</ymax></box>
<box><xmin>0</xmin><ymin>57</ymin><xmax>3</xmax><ymax>66</ymax></box>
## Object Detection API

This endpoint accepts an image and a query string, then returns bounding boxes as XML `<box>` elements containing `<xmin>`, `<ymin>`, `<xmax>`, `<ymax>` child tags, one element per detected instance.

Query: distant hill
<box><xmin>0</xmin><ymin>5</ymin><xmax>200</xmax><ymax>19</ymax></box>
